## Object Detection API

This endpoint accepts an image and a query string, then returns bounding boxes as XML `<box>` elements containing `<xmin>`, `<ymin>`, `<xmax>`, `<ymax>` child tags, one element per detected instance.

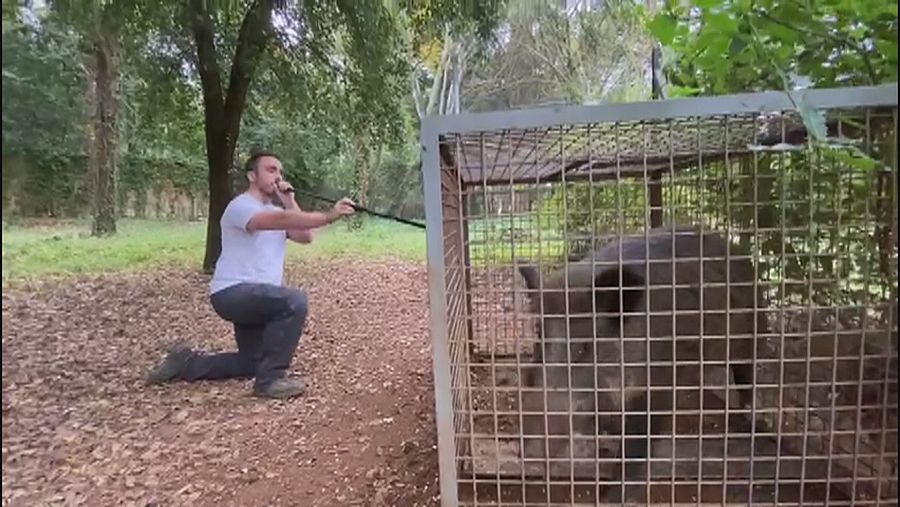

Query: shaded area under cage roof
<box><xmin>437</xmin><ymin>109</ymin><xmax>885</xmax><ymax>186</ymax></box>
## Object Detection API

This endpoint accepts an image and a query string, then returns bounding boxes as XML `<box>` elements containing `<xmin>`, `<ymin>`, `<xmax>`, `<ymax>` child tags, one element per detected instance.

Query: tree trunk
<box><xmin>357</xmin><ymin>136</ymin><xmax>370</xmax><ymax>210</ymax></box>
<box><xmin>91</xmin><ymin>32</ymin><xmax>117</xmax><ymax>237</ymax></box>
<box><xmin>201</xmin><ymin>130</ymin><xmax>235</xmax><ymax>273</ymax></box>
<box><xmin>347</xmin><ymin>133</ymin><xmax>370</xmax><ymax>231</ymax></box>
<box><xmin>190</xmin><ymin>0</ymin><xmax>275</xmax><ymax>273</ymax></box>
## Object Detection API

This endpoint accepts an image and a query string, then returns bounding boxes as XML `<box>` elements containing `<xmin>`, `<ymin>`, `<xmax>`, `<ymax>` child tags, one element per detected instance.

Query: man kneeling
<box><xmin>146</xmin><ymin>151</ymin><xmax>356</xmax><ymax>399</ymax></box>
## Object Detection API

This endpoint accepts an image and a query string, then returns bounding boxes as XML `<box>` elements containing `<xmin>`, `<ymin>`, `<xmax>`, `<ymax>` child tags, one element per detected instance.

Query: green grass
<box><xmin>467</xmin><ymin>214</ymin><xmax>567</xmax><ymax>265</ymax></box>
<box><xmin>287</xmin><ymin>218</ymin><xmax>426</xmax><ymax>262</ymax></box>
<box><xmin>2</xmin><ymin>217</ymin><xmax>426</xmax><ymax>283</ymax></box>
<box><xmin>1</xmin><ymin>213</ymin><xmax>573</xmax><ymax>283</ymax></box>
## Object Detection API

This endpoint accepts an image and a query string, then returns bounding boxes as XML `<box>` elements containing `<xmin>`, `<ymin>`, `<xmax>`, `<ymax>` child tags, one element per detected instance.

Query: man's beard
<box><xmin>259</xmin><ymin>185</ymin><xmax>277</xmax><ymax>201</ymax></box>
<box><xmin>262</xmin><ymin>186</ymin><xmax>290</xmax><ymax>208</ymax></box>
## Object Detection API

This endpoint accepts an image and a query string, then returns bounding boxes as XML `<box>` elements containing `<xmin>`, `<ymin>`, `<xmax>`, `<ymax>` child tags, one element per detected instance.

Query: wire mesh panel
<box><xmin>421</xmin><ymin>84</ymin><xmax>899</xmax><ymax>507</ymax></box>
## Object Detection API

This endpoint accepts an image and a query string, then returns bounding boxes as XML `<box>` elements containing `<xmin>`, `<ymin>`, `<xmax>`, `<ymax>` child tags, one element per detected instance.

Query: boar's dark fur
<box><xmin>517</xmin><ymin>226</ymin><xmax>769</xmax><ymax>496</ymax></box>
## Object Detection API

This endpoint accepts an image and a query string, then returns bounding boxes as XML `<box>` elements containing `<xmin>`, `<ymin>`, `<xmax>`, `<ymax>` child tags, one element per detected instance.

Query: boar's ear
<box><xmin>592</xmin><ymin>265</ymin><xmax>644</xmax><ymax>317</ymax></box>
<box><xmin>518</xmin><ymin>262</ymin><xmax>541</xmax><ymax>290</ymax></box>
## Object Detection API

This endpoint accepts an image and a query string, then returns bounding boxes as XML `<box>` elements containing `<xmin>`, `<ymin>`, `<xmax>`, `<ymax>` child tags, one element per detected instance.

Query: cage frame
<box><xmin>420</xmin><ymin>82</ymin><xmax>899</xmax><ymax>507</ymax></box>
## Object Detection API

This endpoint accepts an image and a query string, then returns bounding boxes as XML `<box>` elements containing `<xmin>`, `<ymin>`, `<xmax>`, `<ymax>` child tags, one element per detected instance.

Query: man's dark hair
<box><xmin>244</xmin><ymin>150</ymin><xmax>280</xmax><ymax>173</ymax></box>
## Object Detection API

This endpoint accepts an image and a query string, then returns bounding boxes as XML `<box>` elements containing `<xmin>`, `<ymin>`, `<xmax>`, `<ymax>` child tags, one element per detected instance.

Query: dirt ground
<box><xmin>2</xmin><ymin>259</ymin><xmax>441</xmax><ymax>507</ymax></box>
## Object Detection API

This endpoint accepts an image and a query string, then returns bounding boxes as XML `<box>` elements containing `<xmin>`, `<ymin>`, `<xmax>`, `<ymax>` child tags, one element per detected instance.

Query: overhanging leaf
<box><xmin>705</xmin><ymin>12</ymin><xmax>739</xmax><ymax>35</ymax></box>
<box><xmin>729</xmin><ymin>36</ymin><xmax>748</xmax><ymax>56</ymax></box>
<box><xmin>802</xmin><ymin>110</ymin><xmax>829</xmax><ymax>141</ymax></box>
<box><xmin>825</xmin><ymin>144</ymin><xmax>880</xmax><ymax>172</ymax></box>
<box><xmin>668</xmin><ymin>84</ymin><xmax>700</xmax><ymax>97</ymax></box>
<box><xmin>647</xmin><ymin>13</ymin><xmax>678</xmax><ymax>45</ymax></box>
<box><xmin>693</xmin><ymin>0</ymin><xmax>719</xmax><ymax>9</ymax></box>
<box><xmin>796</xmin><ymin>94</ymin><xmax>828</xmax><ymax>141</ymax></box>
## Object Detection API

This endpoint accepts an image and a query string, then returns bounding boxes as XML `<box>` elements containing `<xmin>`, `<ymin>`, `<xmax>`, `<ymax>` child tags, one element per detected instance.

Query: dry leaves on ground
<box><xmin>2</xmin><ymin>259</ymin><xmax>440</xmax><ymax>507</ymax></box>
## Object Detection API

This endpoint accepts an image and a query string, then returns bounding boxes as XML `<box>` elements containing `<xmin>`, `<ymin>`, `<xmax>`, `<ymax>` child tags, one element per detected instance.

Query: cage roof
<box><xmin>438</xmin><ymin>111</ymin><xmax>820</xmax><ymax>186</ymax></box>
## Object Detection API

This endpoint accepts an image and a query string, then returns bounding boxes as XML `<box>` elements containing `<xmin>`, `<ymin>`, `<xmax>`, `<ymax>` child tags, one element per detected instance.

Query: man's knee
<box><xmin>286</xmin><ymin>289</ymin><xmax>308</xmax><ymax>319</ymax></box>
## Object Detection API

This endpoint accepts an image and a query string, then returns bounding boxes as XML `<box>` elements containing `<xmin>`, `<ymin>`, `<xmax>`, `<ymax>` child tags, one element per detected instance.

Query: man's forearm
<box><xmin>248</xmin><ymin>191</ymin><xmax>352</xmax><ymax>233</ymax></box>
<box><xmin>281</xmin><ymin>194</ymin><xmax>320</xmax><ymax>237</ymax></box>
<box><xmin>284</xmin><ymin>209</ymin><xmax>338</xmax><ymax>230</ymax></box>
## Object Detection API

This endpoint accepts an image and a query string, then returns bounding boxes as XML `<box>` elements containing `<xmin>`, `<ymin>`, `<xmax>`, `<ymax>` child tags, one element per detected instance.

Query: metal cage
<box><xmin>421</xmin><ymin>83</ymin><xmax>899</xmax><ymax>506</ymax></box>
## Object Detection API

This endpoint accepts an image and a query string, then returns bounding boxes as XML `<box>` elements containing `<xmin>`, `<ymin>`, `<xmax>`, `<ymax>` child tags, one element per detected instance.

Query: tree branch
<box><xmin>411</xmin><ymin>70</ymin><xmax>425</xmax><ymax>119</ymax></box>
<box><xmin>520</xmin><ymin>32</ymin><xmax>570</xmax><ymax>86</ymax></box>
<box><xmin>188</xmin><ymin>0</ymin><xmax>225</xmax><ymax>120</ymax></box>
<box><xmin>425</xmin><ymin>28</ymin><xmax>451</xmax><ymax>116</ymax></box>
<box><xmin>222</xmin><ymin>0</ymin><xmax>276</xmax><ymax>146</ymax></box>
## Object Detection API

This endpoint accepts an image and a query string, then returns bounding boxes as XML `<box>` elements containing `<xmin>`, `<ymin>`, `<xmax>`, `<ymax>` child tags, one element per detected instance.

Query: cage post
<box><xmin>461</xmin><ymin>192</ymin><xmax>475</xmax><ymax>358</ymax></box>
<box><xmin>421</xmin><ymin>122</ymin><xmax>459</xmax><ymax>507</ymax></box>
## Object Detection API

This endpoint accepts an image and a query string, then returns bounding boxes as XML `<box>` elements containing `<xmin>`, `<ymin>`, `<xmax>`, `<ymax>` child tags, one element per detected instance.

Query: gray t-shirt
<box><xmin>209</xmin><ymin>193</ymin><xmax>287</xmax><ymax>294</ymax></box>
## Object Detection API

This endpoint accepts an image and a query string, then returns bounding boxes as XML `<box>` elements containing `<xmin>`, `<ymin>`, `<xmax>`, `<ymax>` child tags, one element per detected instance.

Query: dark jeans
<box><xmin>180</xmin><ymin>282</ymin><xmax>309</xmax><ymax>389</ymax></box>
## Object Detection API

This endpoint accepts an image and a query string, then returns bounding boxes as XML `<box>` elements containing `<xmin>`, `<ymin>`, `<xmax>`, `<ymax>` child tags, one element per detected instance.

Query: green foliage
<box><xmin>2</xmin><ymin>0</ymin><xmax>426</xmax><ymax>221</ymax></box>
<box><xmin>2</xmin><ymin>9</ymin><xmax>91</xmax><ymax>215</ymax></box>
<box><xmin>1</xmin><ymin>3</ymin><xmax>210</xmax><ymax>216</ymax></box>
<box><xmin>645</xmin><ymin>0</ymin><xmax>897</xmax><ymax>95</ymax></box>
<box><xmin>399</xmin><ymin>0</ymin><xmax>508</xmax><ymax>55</ymax></box>
<box><xmin>2</xmin><ymin>0</ymin><xmax>511</xmax><ymax>229</ymax></box>
<box><xmin>364</xmin><ymin>133</ymin><xmax>423</xmax><ymax>219</ymax></box>
<box><xmin>334</xmin><ymin>0</ymin><xmax>412</xmax><ymax>147</ymax></box>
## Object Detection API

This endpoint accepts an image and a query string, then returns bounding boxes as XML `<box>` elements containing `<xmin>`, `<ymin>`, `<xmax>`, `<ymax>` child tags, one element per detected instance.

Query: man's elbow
<box><xmin>289</xmin><ymin>229</ymin><xmax>314</xmax><ymax>243</ymax></box>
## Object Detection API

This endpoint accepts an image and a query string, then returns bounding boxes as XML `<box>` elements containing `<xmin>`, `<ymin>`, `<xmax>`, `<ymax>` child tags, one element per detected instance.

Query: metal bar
<box><xmin>876</xmin><ymin>107</ymin><xmax>899</xmax><ymax>506</ymax></box>
<box><xmin>586</xmin><ymin>120</ymin><xmax>600</xmax><ymax>502</ymax></box>
<box><xmin>614</xmin><ymin>119</ymin><xmax>626</xmax><ymax>505</ymax></box>
<box><xmin>558</xmin><ymin>122</ymin><xmax>574</xmax><ymax>500</ymax></box>
<box><xmin>721</xmin><ymin>115</ymin><xmax>733</xmax><ymax>506</ymax></box>
<box><xmin>798</xmin><ymin>114</ymin><xmax>817</xmax><ymax>505</ymax></box>
<box><xmin>772</xmin><ymin>112</ymin><xmax>788</xmax><ymax>506</ymax></box>
<box><xmin>459</xmin><ymin>185</ymin><xmax>476</xmax><ymax>416</ymax></box>
<box><xmin>825</xmin><ymin>134</ymin><xmax>850</xmax><ymax>505</ymax></box>
<box><xmin>696</xmin><ymin>114</ymin><xmax>707</xmax><ymax>506</ymax></box>
<box><xmin>535</xmin><ymin>126</ymin><xmax>551</xmax><ymax>505</ymax></box>
<box><xmin>506</xmin><ymin>125</ymin><xmax>527</xmax><ymax>504</ymax></box>
<box><xmin>423</xmin><ymin>83</ymin><xmax>898</xmax><ymax>136</ymax></box>
<box><xmin>667</xmin><ymin>115</ymin><xmax>679</xmax><ymax>504</ymax></box>
<box><xmin>850</xmin><ymin>107</ymin><xmax>876</xmax><ymax>505</ymax></box>
<box><xmin>420</xmin><ymin>124</ymin><xmax>460</xmax><ymax>507</ymax></box>
<box><xmin>641</xmin><ymin>120</ymin><xmax>654</xmax><ymax>505</ymax></box>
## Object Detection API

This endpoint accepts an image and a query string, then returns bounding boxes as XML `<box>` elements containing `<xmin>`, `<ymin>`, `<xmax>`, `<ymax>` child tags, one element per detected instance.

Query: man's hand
<box><xmin>274</xmin><ymin>180</ymin><xmax>298</xmax><ymax>211</ymax></box>
<box><xmin>328</xmin><ymin>197</ymin><xmax>356</xmax><ymax>221</ymax></box>
<box><xmin>275</xmin><ymin>180</ymin><xmax>294</xmax><ymax>194</ymax></box>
